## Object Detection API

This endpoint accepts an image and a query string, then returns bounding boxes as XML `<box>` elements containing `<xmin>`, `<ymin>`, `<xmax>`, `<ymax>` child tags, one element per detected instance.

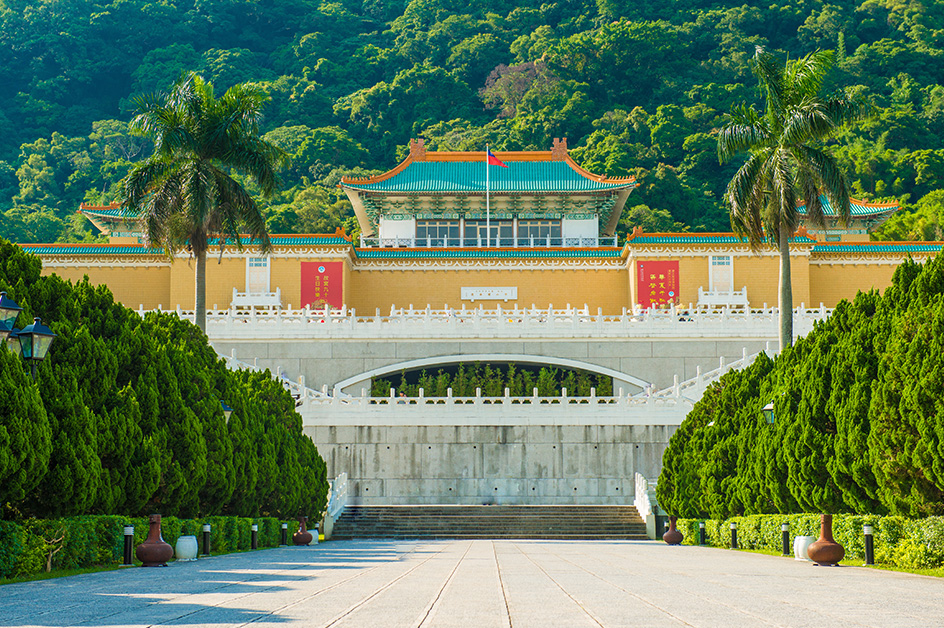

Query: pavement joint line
<box><xmin>559</xmin><ymin>544</ymin><xmax>774</xmax><ymax>628</ymax></box>
<box><xmin>210</xmin><ymin>545</ymin><xmax>411</xmax><ymax>628</ymax></box>
<box><xmin>586</xmin><ymin>546</ymin><xmax>876</xmax><ymax>628</ymax></box>
<box><xmin>107</xmin><ymin>548</ymin><xmax>383</xmax><ymax>628</ymax></box>
<box><xmin>530</xmin><ymin>542</ymin><xmax>699</xmax><ymax>628</ymax></box>
<box><xmin>510</xmin><ymin>541</ymin><xmax>607</xmax><ymax>628</ymax></box>
<box><xmin>318</xmin><ymin>541</ymin><xmax>451</xmax><ymax>628</ymax></box>
<box><xmin>492</xmin><ymin>541</ymin><xmax>514</xmax><ymax>628</ymax></box>
<box><xmin>414</xmin><ymin>540</ymin><xmax>474</xmax><ymax>628</ymax></box>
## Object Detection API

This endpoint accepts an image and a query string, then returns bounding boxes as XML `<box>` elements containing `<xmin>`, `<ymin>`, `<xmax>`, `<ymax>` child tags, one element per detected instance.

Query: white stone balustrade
<box><xmin>150</xmin><ymin>303</ymin><xmax>832</xmax><ymax>340</ymax></box>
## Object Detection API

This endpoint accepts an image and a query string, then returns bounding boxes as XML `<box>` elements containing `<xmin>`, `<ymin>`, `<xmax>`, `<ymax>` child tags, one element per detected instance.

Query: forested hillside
<box><xmin>1</xmin><ymin>0</ymin><xmax>942</xmax><ymax>244</ymax></box>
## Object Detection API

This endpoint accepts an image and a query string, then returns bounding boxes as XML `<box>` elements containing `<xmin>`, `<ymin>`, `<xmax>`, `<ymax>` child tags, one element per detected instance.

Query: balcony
<box><xmin>360</xmin><ymin>236</ymin><xmax>619</xmax><ymax>248</ymax></box>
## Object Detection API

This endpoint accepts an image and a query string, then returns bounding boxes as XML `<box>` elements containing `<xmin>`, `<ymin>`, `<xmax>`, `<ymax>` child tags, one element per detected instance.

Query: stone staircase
<box><xmin>330</xmin><ymin>505</ymin><xmax>649</xmax><ymax>540</ymax></box>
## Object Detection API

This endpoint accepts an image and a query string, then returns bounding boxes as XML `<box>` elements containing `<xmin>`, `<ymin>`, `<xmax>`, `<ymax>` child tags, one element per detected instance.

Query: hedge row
<box><xmin>658</xmin><ymin>254</ymin><xmax>944</xmax><ymax>519</ymax></box>
<box><xmin>675</xmin><ymin>514</ymin><xmax>944</xmax><ymax>569</ymax></box>
<box><xmin>0</xmin><ymin>238</ymin><xmax>328</xmax><ymax>519</ymax></box>
<box><xmin>0</xmin><ymin>515</ymin><xmax>303</xmax><ymax>580</ymax></box>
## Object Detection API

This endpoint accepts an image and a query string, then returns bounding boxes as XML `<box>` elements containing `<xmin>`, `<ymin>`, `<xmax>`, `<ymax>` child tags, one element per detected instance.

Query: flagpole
<box><xmin>485</xmin><ymin>144</ymin><xmax>490</xmax><ymax>247</ymax></box>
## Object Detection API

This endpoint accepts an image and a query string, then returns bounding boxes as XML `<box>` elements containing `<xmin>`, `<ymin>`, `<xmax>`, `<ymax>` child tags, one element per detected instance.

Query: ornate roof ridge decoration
<box><xmin>78</xmin><ymin>201</ymin><xmax>141</xmax><ymax>218</ymax></box>
<box><xmin>353</xmin><ymin>247</ymin><xmax>622</xmax><ymax>260</ymax></box>
<box><xmin>796</xmin><ymin>195</ymin><xmax>900</xmax><ymax>217</ymax></box>
<box><xmin>339</xmin><ymin>138</ymin><xmax>636</xmax><ymax>191</ymax></box>
<box><xmin>625</xmin><ymin>226</ymin><xmax>817</xmax><ymax>245</ymax></box>
<box><xmin>21</xmin><ymin>243</ymin><xmax>164</xmax><ymax>255</ymax></box>
<box><xmin>812</xmin><ymin>242</ymin><xmax>944</xmax><ymax>253</ymax></box>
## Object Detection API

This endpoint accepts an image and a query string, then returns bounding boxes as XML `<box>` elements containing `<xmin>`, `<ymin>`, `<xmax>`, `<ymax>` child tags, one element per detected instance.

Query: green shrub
<box><xmin>678</xmin><ymin>513</ymin><xmax>944</xmax><ymax>568</ymax></box>
<box><xmin>0</xmin><ymin>514</ymin><xmax>298</xmax><ymax>579</ymax></box>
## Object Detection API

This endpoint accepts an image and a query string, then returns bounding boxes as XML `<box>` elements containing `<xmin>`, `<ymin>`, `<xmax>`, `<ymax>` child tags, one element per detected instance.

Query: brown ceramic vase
<box><xmin>663</xmin><ymin>516</ymin><xmax>684</xmax><ymax>545</ymax></box>
<box><xmin>807</xmin><ymin>514</ymin><xmax>845</xmax><ymax>566</ymax></box>
<box><xmin>293</xmin><ymin>516</ymin><xmax>313</xmax><ymax>545</ymax></box>
<box><xmin>135</xmin><ymin>514</ymin><xmax>174</xmax><ymax>567</ymax></box>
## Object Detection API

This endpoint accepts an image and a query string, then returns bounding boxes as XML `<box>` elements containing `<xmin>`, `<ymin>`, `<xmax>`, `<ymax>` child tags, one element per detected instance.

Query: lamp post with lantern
<box><xmin>0</xmin><ymin>292</ymin><xmax>56</xmax><ymax>379</ymax></box>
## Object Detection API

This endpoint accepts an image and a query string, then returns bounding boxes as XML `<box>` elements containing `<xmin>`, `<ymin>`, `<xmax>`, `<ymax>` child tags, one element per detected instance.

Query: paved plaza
<box><xmin>1</xmin><ymin>539</ymin><xmax>941</xmax><ymax>627</ymax></box>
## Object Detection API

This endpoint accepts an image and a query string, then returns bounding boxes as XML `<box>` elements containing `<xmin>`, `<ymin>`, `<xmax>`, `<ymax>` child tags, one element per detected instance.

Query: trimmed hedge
<box><xmin>676</xmin><ymin>514</ymin><xmax>944</xmax><ymax>569</ymax></box>
<box><xmin>0</xmin><ymin>515</ymin><xmax>302</xmax><ymax>580</ymax></box>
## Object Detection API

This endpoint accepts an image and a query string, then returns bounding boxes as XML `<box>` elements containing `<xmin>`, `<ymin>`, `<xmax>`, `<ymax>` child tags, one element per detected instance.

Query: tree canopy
<box><xmin>656</xmin><ymin>251</ymin><xmax>944</xmax><ymax>519</ymax></box>
<box><xmin>0</xmin><ymin>0</ymin><xmax>942</xmax><ymax>243</ymax></box>
<box><xmin>0</xmin><ymin>237</ymin><xmax>327</xmax><ymax>520</ymax></box>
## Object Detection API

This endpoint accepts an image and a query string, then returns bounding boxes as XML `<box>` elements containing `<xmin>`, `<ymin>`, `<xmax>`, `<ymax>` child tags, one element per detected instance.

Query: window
<box><xmin>416</xmin><ymin>220</ymin><xmax>459</xmax><ymax>241</ymax></box>
<box><xmin>518</xmin><ymin>220</ymin><xmax>561</xmax><ymax>244</ymax></box>
<box><xmin>464</xmin><ymin>220</ymin><xmax>513</xmax><ymax>246</ymax></box>
<box><xmin>709</xmin><ymin>255</ymin><xmax>733</xmax><ymax>292</ymax></box>
<box><xmin>246</xmin><ymin>257</ymin><xmax>270</xmax><ymax>293</ymax></box>
<box><xmin>416</xmin><ymin>220</ymin><xmax>459</xmax><ymax>246</ymax></box>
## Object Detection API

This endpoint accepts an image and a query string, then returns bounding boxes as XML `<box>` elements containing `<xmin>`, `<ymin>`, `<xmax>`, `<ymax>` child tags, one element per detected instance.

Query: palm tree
<box><xmin>120</xmin><ymin>73</ymin><xmax>288</xmax><ymax>332</ymax></box>
<box><xmin>718</xmin><ymin>47</ymin><xmax>867</xmax><ymax>349</ymax></box>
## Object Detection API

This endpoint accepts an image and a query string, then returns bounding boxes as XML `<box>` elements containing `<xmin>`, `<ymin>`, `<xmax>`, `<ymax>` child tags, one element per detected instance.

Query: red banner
<box><xmin>300</xmin><ymin>262</ymin><xmax>343</xmax><ymax>309</ymax></box>
<box><xmin>637</xmin><ymin>261</ymin><xmax>679</xmax><ymax>308</ymax></box>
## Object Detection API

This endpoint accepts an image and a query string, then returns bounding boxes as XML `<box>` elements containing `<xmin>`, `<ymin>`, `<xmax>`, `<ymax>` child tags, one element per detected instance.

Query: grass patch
<box><xmin>694</xmin><ymin>544</ymin><xmax>944</xmax><ymax>576</ymax></box>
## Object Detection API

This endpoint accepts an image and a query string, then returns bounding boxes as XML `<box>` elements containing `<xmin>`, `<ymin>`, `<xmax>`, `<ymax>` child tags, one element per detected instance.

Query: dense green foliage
<box><xmin>0</xmin><ymin>515</ymin><xmax>298</xmax><ymax>579</ymax></box>
<box><xmin>0</xmin><ymin>238</ymin><xmax>327</xmax><ymax>520</ymax></box>
<box><xmin>675</xmin><ymin>514</ymin><xmax>944</xmax><ymax>569</ymax></box>
<box><xmin>657</xmin><ymin>251</ymin><xmax>944</xmax><ymax>519</ymax></box>
<box><xmin>371</xmin><ymin>363</ymin><xmax>613</xmax><ymax>397</ymax></box>
<box><xmin>0</xmin><ymin>0</ymin><xmax>942</xmax><ymax>243</ymax></box>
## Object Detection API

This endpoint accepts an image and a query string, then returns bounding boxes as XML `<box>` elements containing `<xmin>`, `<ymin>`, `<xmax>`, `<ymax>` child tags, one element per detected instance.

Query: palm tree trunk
<box><xmin>195</xmin><ymin>249</ymin><xmax>207</xmax><ymax>333</ymax></box>
<box><xmin>778</xmin><ymin>222</ymin><xmax>793</xmax><ymax>350</ymax></box>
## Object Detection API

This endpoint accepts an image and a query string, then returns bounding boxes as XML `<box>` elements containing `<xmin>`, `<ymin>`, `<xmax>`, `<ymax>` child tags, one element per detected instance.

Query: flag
<box><xmin>487</xmin><ymin>147</ymin><xmax>508</xmax><ymax>168</ymax></box>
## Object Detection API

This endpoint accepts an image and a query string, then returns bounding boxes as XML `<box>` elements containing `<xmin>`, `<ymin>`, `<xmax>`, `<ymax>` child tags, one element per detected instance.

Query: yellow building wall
<box><xmin>346</xmin><ymin>267</ymin><xmax>630</xmax><ymax>313</ymax></box>
<box><xmin>40</xmin><ymin>265</ymin><xmax>172</xmax><ymax>309</ymax></box>
<box><xmin>733</xmin><ymin>254</ymin><xmax>811</xmax><ymax>307</ymax></box>
<box><xmin>168</xmin><ymin>257</ymin><xmax>247</xmax><ymax>310</ymax></box>
<box><xmin>809</xmin><ymin>262</ymin><xmax>899</xmax><ymax>307</ymax></box>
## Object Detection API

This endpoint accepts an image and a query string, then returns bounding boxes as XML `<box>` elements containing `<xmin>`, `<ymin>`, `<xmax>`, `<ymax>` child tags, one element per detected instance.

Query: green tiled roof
<box><xmin>628</xmin><ymin>234</ymin><xmax>817</xmax><ymax>244</ymax></box>
<box><xmin>355</xmin><ymin>247</ymin><xmax>622</xmax><ymax>259</ymax></box>
<box><xmin>213</xmin><ymin>235</ymin><xmax>351</xmax><ymax>246</ymax></box>
<box><xmin>813</xmin><ymin>243</ymin><xmax>943</xmax><ymax>253</ymax></box>
<box><xmin>22</xmin><ymin>235</ymin><xmax>352</xmax><ymax>256</ymax></box>
<box><xmin>21</xmin><ymin>244</ymin><xmax>162</xmax><ymax>255</ymax></box>
<box><xmin>81</xmin><ymin>207</ymin><xmax>140</xmax><ymax>218</ymax></box>
<box><xmin>342</xmin><ymin>162</ymin><xmax>635</xmax><ymax>193</ymax></box>
<box><xmin>797</xmin><ymin>195</ymin><xmax>898</xmax><ymax>217</ymax></box>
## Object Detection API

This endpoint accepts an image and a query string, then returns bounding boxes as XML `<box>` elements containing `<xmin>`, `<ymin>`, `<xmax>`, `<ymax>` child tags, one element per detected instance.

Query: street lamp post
<box><xmin>0</xmin><ymin>291</ymin><xmax>56</xmax><ymax>380</ymax></box>
<box><xmin>0</xmin><ymin>292</ymin><xmax>23</xmax><ymax>340</ymax></box>
<box><xmin>18</xmin><ymin>318</ymin><xmax>56</xmax><ymax>380</ymax></box>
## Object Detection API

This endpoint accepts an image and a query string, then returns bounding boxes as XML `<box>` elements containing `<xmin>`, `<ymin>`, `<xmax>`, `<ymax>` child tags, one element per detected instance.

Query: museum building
<box><xmin>24</xmin><ymin>138</ymin><xmax>939</xmax><ymax>316</ymax></box>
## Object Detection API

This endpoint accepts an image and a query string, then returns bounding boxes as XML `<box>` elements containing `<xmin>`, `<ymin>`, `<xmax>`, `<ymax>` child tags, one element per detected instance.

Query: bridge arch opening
<box><xmin>335</xmin><ymin>354</ymin><xmax>650</xmax><ymax>396</ymax></box>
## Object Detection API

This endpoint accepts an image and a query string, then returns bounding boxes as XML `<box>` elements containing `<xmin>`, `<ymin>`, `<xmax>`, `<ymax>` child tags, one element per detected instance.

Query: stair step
<box><xmin>332</xmin><ymin>505</ymin><xmax>649</xmax><ymax>540</ymax></box>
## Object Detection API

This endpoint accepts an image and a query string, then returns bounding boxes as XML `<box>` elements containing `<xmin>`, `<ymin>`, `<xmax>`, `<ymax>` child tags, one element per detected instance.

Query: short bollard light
<box><xmin>730</xmin><ymin>522</ymin><xmax>738</xmax><ymax>549</ymax></box>
<box><xmin>280</xmin><ymin>522</ymin><xmax>288</xmax><ymax>546</ymax></box>
<box><xmin>202</xmin><ymin>524</ymin><xmax>211</xmax><ymax>556</ymax></box>
<box><xmin>864</xmin><ymin>525</ymin><xmax>874</xmax><ymax>565</ymax></box>
<box><xmin>698</xmin><ymin>522</ymin><xmax>706</xmax><ymax>546</ymax></box>
<box><xmin>251</xmin><ymin>524</ymin><xmax>258</xmax><ymax>550</ymax></box>
<box><xmin>782</xmin><ymin>523</ymin><xmax>790</xmax><ymax>556</ymax></box>
<box><xmin>122</xmin><ymin>525</ymin><xmax>134</xmax><ymax>566</ymax></box>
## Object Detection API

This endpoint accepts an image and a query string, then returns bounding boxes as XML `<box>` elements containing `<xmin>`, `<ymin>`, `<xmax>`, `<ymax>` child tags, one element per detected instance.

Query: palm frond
<box><xmin>787</xmin><ymin>50</ymin><xmax>834</xmax><ymax>101</ymax></box>
<box><xmin>751</xmin><ymin>47</ymin><xmax>787</xmax><ymax>120</ymax></box>
<box><xmin>726</xmin><ymin>150</ymin><xmax>773</xmax><ymax>248</ymax></box>
<box><xmin>768</xmin><ymin>149</ymin><xmax>799</xmax><ymax>235</ymax></box>
<box><xmin>717</xmin><ymin>104</ymin><xmax>769</xmax><ymax>162</ymax></box>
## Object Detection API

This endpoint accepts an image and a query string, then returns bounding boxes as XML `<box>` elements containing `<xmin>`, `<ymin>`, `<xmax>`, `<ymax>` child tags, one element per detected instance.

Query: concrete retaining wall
<box><xmin>305</xmin><ymin>424</ymin><xmax>678</xmax><ymax>505</ymax></box>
